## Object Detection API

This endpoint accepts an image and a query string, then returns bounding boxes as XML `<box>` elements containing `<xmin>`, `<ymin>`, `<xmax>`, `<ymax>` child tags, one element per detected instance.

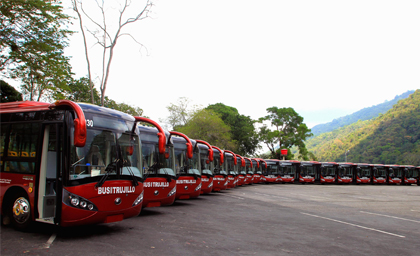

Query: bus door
<box><xmin>37</xmin><ymin>123</ymin><xmax>63</xmax><ymax>224</ymax></box>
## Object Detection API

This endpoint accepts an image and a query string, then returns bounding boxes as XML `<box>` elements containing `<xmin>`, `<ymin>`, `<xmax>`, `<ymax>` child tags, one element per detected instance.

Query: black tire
<box><xmin>8</xmin><ymin>192</ymin><xmax>32</xmax><ymax>230</ymax></box>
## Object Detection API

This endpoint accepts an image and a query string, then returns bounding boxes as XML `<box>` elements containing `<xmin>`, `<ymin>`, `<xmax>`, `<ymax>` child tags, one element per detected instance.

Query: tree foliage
<box><xmin>206</xmin><ymin>103</ymin><xmax>259</xmax><ymax>156</ymax></box>
<box><xmin>259</xmin><ymin>107</ymin><xmax>312</xmax><ymax>159</ymax></box>
<box><xmin>1</xmin><ymin>0</ymin><xmax>73</xmax><ymax>101</ymax></box>
<box><xmin>176</xmin><ymin>109</ymin><xmax>237</xmax><ymax>151</ymax></box>
<box><xmin>0</xmin><ymin>80</ymin><xmax>22</xmax><ymax>102</ymax></box>
<box><xmin>162</xmin><ymin>97</ymin><xmax>200</xmax><ymax>130</ymax></box>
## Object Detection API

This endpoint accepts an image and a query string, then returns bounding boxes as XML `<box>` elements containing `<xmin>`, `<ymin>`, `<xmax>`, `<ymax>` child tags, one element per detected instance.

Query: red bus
<box><xmin>196</xmin><ymin>140</ymin><xmax>214</xmax><ymax>194</ymax></box>
<box><xmin>211</xmin><ymin>147</ymin><xmax>228</xmax><ymax>192</ymax></box>
<box><xmin>263</xmin><ymin>159</ymin><xmax>280</xmax><ymax>184</ymax></box>
<box><xmin>337</xmin><ymin>162</ymin><xmax>355</xmax><ymax>184</ymax></box>
<box><xmin>236</xmin><ymin>155</ymin><xmax>247</xmax><ymax>186</ymax></box>
<box><xmin>251</xmin><ymin>158</ymin><xmax>262</xmax><ymax>184</ymax></box>
<box><xmin>299</xmin><ymin>161</ymin><xmax>321</xmax><ymax>184</ymax></box>
<box><xmin>387</xmin><ymin>165</ymin><xmax>402</xmax><ymax>185</ymax></box>
<box><xmin>320</xmin><ymin>162</ymin><xmax>338</xmax><ymax>184</ymax></box>
<box><xmin>401</xmin><ymin>165</ymin><xmax>419</xmax><ymax>185</ymax></box>
<box><xmin>223</xmin><ymin>150</ymin><xmax>237</xmax><ymax>189</ymax></box>
<box><xmin>170</xmin><ymin>132</ymin><xmax>202</xmax><ymax>199</ymax></box>
<box><xmin>256</xmin><ymin>158</ymin><xmax>267</xmax><ymax>183</ymax></box>
<box><xmin>278</xmin><ymin>160</ymin><xmax>300</xmax><ymax>184</ymax></box>
<box><xmin>138</xmin><ymin>119</ymin><xmax>176</xmax><ymax>208</ymax></box>
<box><xmin>372</xmin><ymin>164</ymin><xmax>387</xmax><ymax>184</ymax></box>
<box><xmin>244</xmin><ymin>157</ymin><xmax>254</xmax><ymax>185</ymax></box>
<box><xmin>0</xmin><ymin>101</ymin><xmax>144</xmax><ymax>230</ymax></box>
<box><xmin>355</xmin><ymin>163</ymin><xmax>373</xmax><ymax>184</ymax></box>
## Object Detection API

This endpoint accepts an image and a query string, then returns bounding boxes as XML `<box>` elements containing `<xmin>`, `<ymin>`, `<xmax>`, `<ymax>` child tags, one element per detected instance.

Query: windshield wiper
<box><xmin>95</xmin><ymin>159</ymin><xmax>119</xmax><ymax>188</ymax></box>
<box><xmin>123</xmin><ymin>160</ymin><xmax>139</xmax><ymax>186</ymax></box>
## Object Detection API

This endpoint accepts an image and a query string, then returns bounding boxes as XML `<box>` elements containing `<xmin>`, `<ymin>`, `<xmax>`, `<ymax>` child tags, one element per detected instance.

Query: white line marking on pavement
<box><xmin>360</xmin><ymin>211</ymin><xmax>420</xmax><ymax>224</ymax></box>
<box><xmin>42</xmin><ymin>233</ymin><xmax>57</xmax><ymax>249</ymax></box>
<box><xmin>301</xmin><ymin>212</ymin><xmax>405</xmax><ymax>238</ymax></box>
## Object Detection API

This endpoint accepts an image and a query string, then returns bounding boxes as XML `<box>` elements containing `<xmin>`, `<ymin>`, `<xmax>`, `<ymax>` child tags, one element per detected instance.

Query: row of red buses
<box><xmin>1</xmin><ymin>101</ymin><xmax>144</xmax><ymax>230</ymax></box>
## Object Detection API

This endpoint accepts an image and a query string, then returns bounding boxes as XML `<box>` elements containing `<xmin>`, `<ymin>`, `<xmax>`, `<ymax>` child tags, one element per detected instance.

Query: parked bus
<box><xmin>170</xmin><ymin>132</ymin><xmax>201</xmax><ymax>199</ymax></box>
<box><xmin>299</xmin><ymin>161</ymin><xmax>321</xmax><ymax>184</ymax></box>
<box><xmin>401</xmin><ymin>165</ymin><xmax>419</xmax><ymax>185</ymax></box>
<box><xmin>355</xmin><ymin>163</ymin><xmax>373</xmax><ymax>184</ymax></box>
<box><xmin>372</xmin><ymin>164</ymin><xmax>387</xmax><ymax>184</ymax></box>
<box><xmin>337</xmin><ymin>163</ymin><xmax>355</xmax><ymax>184</ymax></box>
<box><xmin>236</xmin><ymin>155</ymin><xmax>247</xmax><ymax>186</ymax></box>
<box><xmin>196</xmin><ymin>140</ymin><xmax>214</xmax><ymax>194</ymax></box>
<box><xmin>211</xmin><ymin>147</ymin><xmax>227</xmax><ymax>192</ymax></box>
<box><xmin>244</xmin><ymin>157</ymin><xmax>254</xmax><ymax>185</ymax></box>
<box><xmin>138</xmin><ymin>119</ymin><xmax>176</xmax><ymax>208</ymax></box>
<box><xmin>0</xmin><ymin>101</ymin><xmax>144</xmax><ymax>230</ymax></box>
<box><xmin>223</xmin><ymin>150</ymin><xmax>237</xmax><ymax>189</ymax></box>
<box><xmin>319</xmin><ymin>162</ymin><xmax>337</xmax><ymax>184</ymax></box>
<box><xmin>387</xmin><ymin>165</ymin><xmax>402</xmax><ymax>185</ymax></box>
<box><xmin>256</xmin><ymin>158</ymin><xmax>267</xmax><ymax>183</ymax></box>
<box><xmin>278</xmin><ymin>160</ymin><xmax>300</xmax><ymax>184</ymax></box>
<box><xmin>251</xmin><ymin>158</ymin><xmax>262</xmax><ymax>184</ymax></box>
<box><xmin>263</xmin><ymin>159</ymin><xmax>280</xmax><ymax>184</ymax></box>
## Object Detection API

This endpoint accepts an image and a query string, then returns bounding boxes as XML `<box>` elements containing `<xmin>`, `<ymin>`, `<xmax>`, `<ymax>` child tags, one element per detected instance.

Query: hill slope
<box><xmin>307</xmin><ymin>89</ymin><xmax>420</xmax><ymax>165</ymax></box>
<box><xmin>310</xmin><ymin>90</ymin><xmax>415</xmax><ymax>136</ymax></box>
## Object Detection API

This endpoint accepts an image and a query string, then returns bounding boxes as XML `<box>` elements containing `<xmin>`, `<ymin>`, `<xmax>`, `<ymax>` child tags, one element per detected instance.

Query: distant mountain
<box><xmin>306</xmin><ymin>89</ymin><xmax>420</xmax><ymax>165</ymax></box>
<box><xmin>310</xmin><ymin>90</ymin><xmax>415</xmax><ymax>136</ymax></box>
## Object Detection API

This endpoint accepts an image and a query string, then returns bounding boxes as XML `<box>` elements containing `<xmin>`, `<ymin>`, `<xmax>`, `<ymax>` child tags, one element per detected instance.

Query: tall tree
<box><xmin>162</xmin><ymin>97</ymin><xmax>201</xmax><ymax>130</ymax></box>
<box><xmin>206</xmin><ymin>103</ymin><xmax>259</xmax><ymax>156</ymax></box>
<box><xmin>1</xmin><ymin>0</ymin><xmax>73</xmax><ymax>101</ymax></box>
<box><xmin>71</xmin><ymin>0</ymin><xmax>153</xmax><ymax>106</ymax></box>
<box><xmin>176</xmin><ymin>109</ymin><xmax>237</xmax><ymax>151</ymax></box>
<box><xmin>259</xmin><ymin>107</ymin><xmax>312</xmax><ymax>159</ymax></box>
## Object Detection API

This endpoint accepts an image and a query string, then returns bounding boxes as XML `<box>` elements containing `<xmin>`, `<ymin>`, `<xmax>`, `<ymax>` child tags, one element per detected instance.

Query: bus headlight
<box><xmin>167</xmin><ymin>186</ymin><xmax>176</xmax><ymax>197</ymax></box>
<box><xmin>63</xmin><ymin>189</ymin><xmax>98</xmax><ymax>211</ymax></box>
<box><xmin>208</xmin><ymin>181</ymin><xmax>213</xmax><ymax>188</ymax></box>
<box><xmin>194</xmin><ymin>182</ymin><xmax>202</xmax><ymax>192</ymax></box>
<box><xmin>132</xmin><ymin>191</ymin><xmax>144</xmax><ymax>207</ymax></box>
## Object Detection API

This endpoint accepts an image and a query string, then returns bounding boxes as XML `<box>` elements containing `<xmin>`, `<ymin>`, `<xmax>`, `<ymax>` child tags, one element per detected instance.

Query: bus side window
<box><xmin>3</xmin><ymin>123</ymin><xmax>39</xmax><ymax>174</ymax></box>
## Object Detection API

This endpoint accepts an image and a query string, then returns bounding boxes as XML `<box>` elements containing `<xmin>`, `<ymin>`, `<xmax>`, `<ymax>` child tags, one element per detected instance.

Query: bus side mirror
<box><xmin>157</xmin><ymin>132</ymin><xmax>166</xmax><ymax>154</ymax></box>
<box><xmin>208</xmin><ymin>149</ymin><xmax>214</xmax><ymax>162</ymax></box>
<box><xmin>186</xmin><ymin>142</ymin><xmax>193</xmax><ymax>159</ymax></box>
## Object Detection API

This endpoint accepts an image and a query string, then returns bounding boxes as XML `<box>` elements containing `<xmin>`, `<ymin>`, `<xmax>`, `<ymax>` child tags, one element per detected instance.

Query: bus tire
<box><xmin>8</xmin><ymin>192</ymin><xmax>32</xmax><ymax>230</ymax></box>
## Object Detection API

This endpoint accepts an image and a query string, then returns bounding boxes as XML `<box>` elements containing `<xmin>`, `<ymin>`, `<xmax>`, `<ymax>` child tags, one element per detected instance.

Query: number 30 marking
<box><xmin>86</xmin><ymin>119</ymin><xmax>94</xmax><ymax>127</ymax></box>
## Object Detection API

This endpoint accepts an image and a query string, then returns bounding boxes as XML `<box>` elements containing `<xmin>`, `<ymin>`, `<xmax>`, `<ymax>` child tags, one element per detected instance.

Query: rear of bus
<box><xmin>279</xmin><ymin>160</ymin><xmax>299</xmax><ymax>184</ymax></box>
<box><xmin>401</xmin><ymin>165</ymin><xmax>418</xmax><ymax>185</ymax></box>
<box><xmin>372</xmin><ymin>164</ymin><xmax>387</xmax><ymax>184</ymax></box>
<box><xmin>1</xmin><ymin>101</ymin><xmax>144</xmax><ymax>229</ymax></box>
<box><xmin>263</xmin><ymin>159</ymin><xmax>280</xmax><ymax>184</ymax></box>
<box><xmin>138</xmin><ymin>124</ymin><xmax>176</xmax><ymax>208</ymax></box>
<box><xmin>337</xmin><ymin>163</ymin><xmax>355</xmax><ymax>184</ymax></box>
<box><xmin>320</xmin><ymin>162</ymin><xmax>337</xmax><ymax>184</ymax></box>
<box><xmin>355</xmin><ymin>163</ymin><xmax>373</xmax><ymax>184</ymax></box>
<box><xmin>299</xmin><ymin>161</ymin><xmax>320</xmax><ymax>184</ymax></box>
<box><xmin>387</xmin><ymin>165</ymin><xmax>402</xmax><ymax>185</ymax></box>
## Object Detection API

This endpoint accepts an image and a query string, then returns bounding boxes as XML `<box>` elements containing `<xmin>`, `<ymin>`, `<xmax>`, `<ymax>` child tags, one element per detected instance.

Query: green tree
<box><xmin>206</xmin><ymin>103</ymin><xmax>259</xmax><ymax>156</ymax></box>
<box><xmin>68</xmin><ymin>77</ymin><xmax>100</xmax><ymax>104</ymax></box>
<box><xmin>0</xmin><ymin>80</ymin><xmax>22</xmax><ymax>102</ymax></box>
<box><xmin>1</xmin><ymin>0</ymin><xmax>73</xmax><ymax>101</ymax></box>
<box><xmin>162</xmin><ymin>97</ymin><xmax>201</xmax><ymax>130</ymax></box>
<box><xmin>176</xmin><ymin>109</ymin><xmax>237</xmax><ymax>151</ymax></box>
<box><xmin>259</xmin><ymin>107</ymin><xmax>312</xmax><ymax>159</ymax></box>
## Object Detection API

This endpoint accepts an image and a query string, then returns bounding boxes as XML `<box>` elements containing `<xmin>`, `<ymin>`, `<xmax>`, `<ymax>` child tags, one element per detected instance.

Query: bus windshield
<box><xmin>280</xmin><ymin>165</ymin><xmax>295</xmax><ymax>176</ymax></box>
<box><xmin>322</xmin><ymin>167</ymin><xmax>335</xmax><ymax>176</ymax></box>
<box><xmin>301</xmin><ymin>165</ymin><xmax>316</xmax><ymax>176</ymax></box>
<box><xmin>339</xmin><ymin>166</ymin><xmax>353</xmax><ymax>176</ymax></box>
<box><xmin>70</xmin><ymin>129</ymin><xmax>142</xmax><ymax>183</ymax></box>
<box><xmin>142</xmin><ymin>142</ymin><xmax>175</xmax><ymax>177</ymax></box>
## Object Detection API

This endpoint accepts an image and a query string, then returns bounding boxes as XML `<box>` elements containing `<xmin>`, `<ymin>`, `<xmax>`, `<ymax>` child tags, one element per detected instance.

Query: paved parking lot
<box><xmin>1</xmin><ymin>183</ymin><xmax>420</xmax><ymax>255</ymax></box>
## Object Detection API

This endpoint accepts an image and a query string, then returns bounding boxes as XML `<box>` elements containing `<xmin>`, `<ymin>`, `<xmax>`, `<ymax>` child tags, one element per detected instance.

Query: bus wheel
<box><xmin>9</xmin><ymin>192</ymin><xmax>32</xmax><ymax>230</ymax></box>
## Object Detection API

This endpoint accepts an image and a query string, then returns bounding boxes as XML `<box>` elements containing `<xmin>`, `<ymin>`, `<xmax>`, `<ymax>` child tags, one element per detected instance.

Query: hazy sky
<box><xmin>64</xmin><ymin>0</ymin><xmax>420</xmax><ymax>128</ymax></box>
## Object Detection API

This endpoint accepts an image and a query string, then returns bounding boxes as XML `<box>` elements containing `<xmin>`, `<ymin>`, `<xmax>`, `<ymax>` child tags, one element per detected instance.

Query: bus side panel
<box><xmin>0</xmin><ymin>174</ymin><xmax>36</xmax><ymax>219</ymax></box>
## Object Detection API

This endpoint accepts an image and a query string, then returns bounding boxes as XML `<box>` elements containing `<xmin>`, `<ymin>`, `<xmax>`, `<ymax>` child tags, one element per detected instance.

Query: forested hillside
<box><xmin>310</xmin><ymin>90</ymin><xmax>414</xmax><ymax>136</ymax></box>
<box><xmin>307</xmin><ymin>89</ymin><xmax>420</xmax><ymax>165</ymax></box>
